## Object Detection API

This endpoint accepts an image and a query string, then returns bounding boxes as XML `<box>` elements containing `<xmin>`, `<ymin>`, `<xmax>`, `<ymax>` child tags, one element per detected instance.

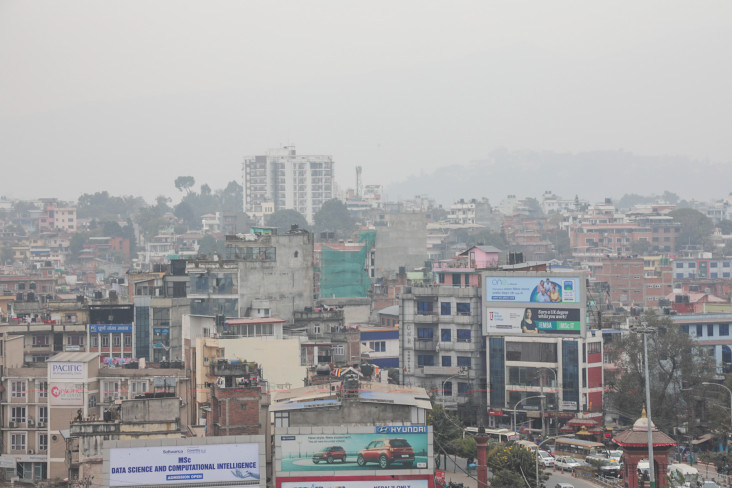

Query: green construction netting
<box><xmin>319</xmin><ymin>231</ymin><xmax>375</xmax><ymax>298</ymax></box>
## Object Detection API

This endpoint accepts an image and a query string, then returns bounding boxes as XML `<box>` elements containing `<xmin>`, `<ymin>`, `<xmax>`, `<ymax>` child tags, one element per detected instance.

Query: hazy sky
<box><xmin>2</xmin><ymin>1</ymin><xmax>731</xmax><ymax>204</ymax></box>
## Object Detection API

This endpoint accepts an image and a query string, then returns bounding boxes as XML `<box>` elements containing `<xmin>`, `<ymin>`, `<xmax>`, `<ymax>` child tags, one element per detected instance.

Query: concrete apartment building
<box><xmin>242</xmin><ymin>145</ymin><xmax>334</xmax><ymax>224</ymax></box>
<box><xmin>223</xmin><ymin>229</ymin><xmax>314</xmax><ymax>324</ymax></box>
<box><xmin>482</xmin><ymin>272</ymin><xmax>604</xmax><ymax>433</ymax></box>
<box><xmin>0</xmin><ymin>349</ymin><xmax>191</xmax><ymax>483</ymax></box>
<box><xmin>400</xmin><ymin>285</ymin><xmax>484</xmax><ymax>423</ymax></box>
<box><xmin>595</xmin><ymin>257</ymin><xmax>674</xmax><ymax>308</ymax></box>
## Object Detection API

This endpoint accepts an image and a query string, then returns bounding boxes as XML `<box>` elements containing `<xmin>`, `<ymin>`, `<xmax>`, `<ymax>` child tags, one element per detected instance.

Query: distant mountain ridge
<box><xmin>385</xmin><ymin>150</ymin><xmax>730</xmax><ymax>206</ymax></box>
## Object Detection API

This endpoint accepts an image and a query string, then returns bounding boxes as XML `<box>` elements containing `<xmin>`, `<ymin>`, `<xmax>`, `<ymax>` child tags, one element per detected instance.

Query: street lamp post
<box><xmin>635</xmin><ymin>322</ymin><xmax>656</xmax><ymax>488</ymax></box>
<box><xmin>512</xmin><ymin>394</ymin><xmax>546</xmax><ymax>434</ymax></box>
<box><xmin>536</xmin><ymin>367</ymin><xmax>558</xmax><ymax>438</ymax></box>
<box><xmin>441</xmin><ymin>368</ymin><xmax>467</xmax><ymax>404</ymax></box>
<box><xmin>702</xmin><ymin>381</ymin><xmax>732</xmax><ymax>430</ymax></box>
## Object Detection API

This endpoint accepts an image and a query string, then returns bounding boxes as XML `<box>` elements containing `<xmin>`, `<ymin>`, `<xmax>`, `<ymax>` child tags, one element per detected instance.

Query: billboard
<box><xmin>49</xmin><ymin>382</ymin><xmax>83</xmax><ymax>406</ymax></box>
<box><xmin>485</xmin><ymin>276</ymin><xmax>580</xmax><ymax>303</ymax></box>
<box><xmin>49</xmin><ymin>362</ymin><xmax>85</xmax><ymax>380</ymax></box>
<box><xmin>278</xmin><ymin>426</ymin><xmax>430</xmax><ymax>473</ymax></box>
<box><xmin>484</xmin><ymin>307</ymin><xmax>581</xmax><ymax>335</ymax></box>
<box><xmin>90</xmin><ymin>324</ymin><xmax>133</xmax><ymax>333</ymax></box>
<box><xmin>282</xmin><ymin>480</ymin><xmax>429</xmax><ymax>488</ymax></box>
<box><xmin>108</xmin><ymin>443</ymin><xmax>260</xmax><ymax>486</ymax></box>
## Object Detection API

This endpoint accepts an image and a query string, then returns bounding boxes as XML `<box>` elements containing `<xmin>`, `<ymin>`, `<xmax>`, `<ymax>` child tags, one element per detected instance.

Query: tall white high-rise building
<box><xmin>242</xmin><ymin>145</ymin><xmax>334</xmax><ymax>224</ymax></box>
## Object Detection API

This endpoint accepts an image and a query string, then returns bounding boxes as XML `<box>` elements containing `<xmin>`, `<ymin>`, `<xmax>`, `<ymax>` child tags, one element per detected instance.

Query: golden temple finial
<box><xmin>641</xmin><ymin>404</ymin><xmax>647</xmax><ymax>418</ymax></box>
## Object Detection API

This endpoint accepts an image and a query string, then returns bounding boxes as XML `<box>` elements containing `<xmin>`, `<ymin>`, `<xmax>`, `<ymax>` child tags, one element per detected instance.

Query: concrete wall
<box><xmin>235</xmin><ymin>232</ymin><xmax>314</xmax><ymax>323</ymax></box>
<box><xmin>375</xmin><ymin>213</ymin><xmax>428</xmax><ymax>278</ymax></box>
<box><xmin>288</xmin><ymin>400</ymin><xmax>420</xmax><ymax>426</ymax></box>
<box><xmin>220</xmin><ymin>337</ymin><xmax>306</xmax><ymax>391</ymax></box>
<box><xmin>121</xmin><ymin>397</ymin><xmax>180</xmax><ymax>423</ymax></box>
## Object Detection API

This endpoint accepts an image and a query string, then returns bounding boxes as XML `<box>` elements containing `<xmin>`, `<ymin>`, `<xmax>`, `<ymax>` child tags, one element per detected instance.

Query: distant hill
<box><xmin>385</xmin><ymin>149</ymin><xmax>731</xmax><ymax>206</ymax></box>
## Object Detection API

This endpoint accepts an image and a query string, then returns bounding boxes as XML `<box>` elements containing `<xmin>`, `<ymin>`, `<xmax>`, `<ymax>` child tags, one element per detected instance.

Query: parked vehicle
<box><xmin>357</xmin><ymin>438</ymin><xmax>414</xmax><ymax>469</ymax></box>
<box><xmin>554</xmin><ymin>483</ymin><xmax>575</xmax><ymax>488</ymax></box>
<box><xmin>554</xmin><ymin>456</ymin><xmax>583</xmax><ymax>471</ymax></box>
<box><xmin>607</xmin><ymin>449</ymin><xmax>623</xmax><ymax>463</ymax></box>
<box><xmin>312</xmin><ymin>446</ymin><xmax>347</xmax><ymax>464</ymax></box>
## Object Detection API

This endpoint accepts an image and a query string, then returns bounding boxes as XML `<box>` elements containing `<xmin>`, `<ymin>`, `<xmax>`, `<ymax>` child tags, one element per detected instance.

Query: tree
<box><xmin>174</xmin><ymin>176</ymin><xmax>195</xmax><ymax>195</ymax></box>
<box><xmin>606</xmin><ymin>311</ymin><xmax>716</xmax><ymax>432</ymax></box>
<box><xmin>487</xmin><ymin>444</ymin><xmax>545</xmax><ymax>487</ymax></box>
<box><xmin>265</xmin><ymin>209</ymin><xmax>309</xmax><ymax>234</ymax></box>
<box><xmin>69</xmin><ymin>232</ymin><xmax>90</xmax><ymax>260</ymax></box>
<box><xmin>670</xmin><ymin>208</ymin><xmax>713</xmax><ymax>249</ymax></box>
<box><xmin>428</xmin><ymin>403</ymin><xmax>464</xmax><ymax>454</ymax></box>
<box><xmin>218</xmin><ymin>181</ymin><xmax>243</xmax><ymax>213</ymax></box>
<box><xmin>717</xmin><ymin>220</ymin><xmax>732</xmax><ymax>235</ymax></box>
<box><xmin>488</xmin><ymin>469</ymin><xmax>524</xmax><ymax>488</ymax></box>
<box><xmin>314</xmin><ymin>199</ymin><xmax>355</xmax><ymax>238</ymax></box>
<box><xmin>523</xmin><ymin>197</ymin><xmax>543</xmax><ymax>217</ymax></box>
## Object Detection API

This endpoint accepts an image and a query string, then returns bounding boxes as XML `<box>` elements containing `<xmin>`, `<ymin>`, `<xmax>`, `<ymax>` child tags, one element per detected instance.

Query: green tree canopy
<box><xmin>314</xmin><ymin>199</ymin><xmax>356</xmax><ymax>238</ymax></box>
<box><xmin>265</xmin><ymin>209</ymin><xmax>309</xmax><ymax>234</ymax></box>
<box><xmin>487</xmin><ymin>444</ymin><xmax>545</xmax><ymax>487</ymax></box>
<box><xmin>670</xmin><ymin>208</ymin><xmax>713</xmax><ymax>248</ymax></box>
<box><xmin>606</xmin><ymin>311</ymin><xmax>716</xmax><ymax>433</ymax></box>
<box><xmin>174</xmin><ymin>176</ymin><xmax>195</xmax><ymax>194</ymax></box>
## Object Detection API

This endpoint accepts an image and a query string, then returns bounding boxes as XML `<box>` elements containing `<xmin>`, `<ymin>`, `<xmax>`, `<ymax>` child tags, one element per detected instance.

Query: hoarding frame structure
<box><xmin>275</xmin><ymin>426</ymin><xmax>433</xmax><ymax>477</ymax></box>
<box><xmin>103</xmin><ymin>435</ymin><xmax>266</xmax><ymax>488</ymax></box>
<box><xmin>277</xmin><ymin>475</ymin><xmax>434</xmax><ymax>488</ymax></box>
<box><xmin>482</xmin><ymin>272</ymin><xmax>586</xmax><ymax>338</ymax></box>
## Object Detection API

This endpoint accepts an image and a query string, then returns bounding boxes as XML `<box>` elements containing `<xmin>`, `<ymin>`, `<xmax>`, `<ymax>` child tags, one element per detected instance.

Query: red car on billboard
<box><xmin>356</xmin><ymin>438</ymin><xmax>414</xmax><ymax>469</ymax></box>
<box><xmin>312</xmin><ymin>446</ymin><xmax>347</xmax><ymax>464</ymax></box>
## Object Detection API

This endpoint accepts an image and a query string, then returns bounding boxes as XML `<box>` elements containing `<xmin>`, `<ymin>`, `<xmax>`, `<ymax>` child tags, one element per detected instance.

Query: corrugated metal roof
<box><xmin>48</xmin><ymin>351</ymin><xmax>100</xmax><ymax>362</ymax></box>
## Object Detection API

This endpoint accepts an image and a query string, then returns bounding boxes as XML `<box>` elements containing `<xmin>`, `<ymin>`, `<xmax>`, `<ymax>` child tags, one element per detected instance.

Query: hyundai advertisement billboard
<box><xmin>276</xmin><ymin>426</ymin><xmax>432</xmax><ymax>474</ymax></box>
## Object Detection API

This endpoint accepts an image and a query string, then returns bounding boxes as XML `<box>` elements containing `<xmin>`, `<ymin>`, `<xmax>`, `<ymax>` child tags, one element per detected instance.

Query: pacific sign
<box><xmin>49</xmin><ymin>362</ymin><xmax>85</xmax><ymax>379</ymax></box>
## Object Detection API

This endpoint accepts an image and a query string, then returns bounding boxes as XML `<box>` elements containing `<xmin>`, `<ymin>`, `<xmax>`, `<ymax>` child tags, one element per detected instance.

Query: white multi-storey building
<box><xmin>242</xmin><ymin>145</ymin><xmax>334</xmax><ymax>224</ymax></box>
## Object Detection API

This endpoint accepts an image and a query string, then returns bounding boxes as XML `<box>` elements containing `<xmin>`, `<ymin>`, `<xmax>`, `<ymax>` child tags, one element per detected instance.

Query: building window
<box><xmin>457</xmin><ymin>356</ymin><xmax>472</xmax><ymax>369</ymax></box>
<box><xmin>417</xmin><ymin>301</ymin><xmax>434</xmax><ymax>315</ymax></box>
<box><xmin>369</xmin><ymin>341</ymin><xmax>386</xmax><ymax>353</ymax></box>
<box><xmin>457</xmin><ymin>329</ymin><xmax>471</xmax><ymax>342</ymax></box>
<box><xmin>587</xmin><ymin>342</ymin><xmax>602</xmax><ymax>354</ymax></box>
<box><xmin>417</xmin><ymin>327</ymin><xmax>434</xmax><ymax>340</ymax></box>
<box><xmin>38</xmin><ymin>381</ymin><xmax>47</xmax><ymax>398</ymax></box>
<box><xmin>31</xmin><ymin>335</ymin><xmax>48</xmax><ymax>347</ymax></box>
<box><xmin>438</xmin><ymin>273</ymin><xmax>445</xmax><ymax>284</ymax></box>
<box><xmin>441</xmin><ymin>302</ymin><xmax>451</xmax><ymax>315</ymax></box>
<box><xmin>457</xmin><ymin>382</ymin><xmax>470</xmax><ymax>396</ymax></box>
<box><xmin>721</xmin><ymin>324</ymin><xmax>730</xmax><ymax>336</ymax></box>
<box><xmin>333</xmin><ymin>344</ymin><xmax>344</xmax><ymax>356</ymax></box>
<box><xmin>682</xmin><ymin>325</ymin><xmax>690</xmax><ymax>334</ymax></box>
<box><xmin>441</xmin><ymin>329</ymin><xmax>452</xmax><ymax>342</ymax></box>
<box><xmin>91</xmin><ymin>335</ymin><xmax>98</xmax><ymax>347</ymax></box>
<box><xmin>711</xmin><ymin>262</ymin><xmax>718</xmax><ymax>268</ymax></box>
<box><xmin>443</xmin><ymin>380</ymin><xmax>453</xmax><ymax>396</ymax></box>
<box><xmin>696</xmin><ymin>325</ymin><xmax>703</xmax><ymax>337</ymax></box>
<box><xmin>11</xmin><ymin>433</ymin><xmax>26</xmax><ymax>451</ymax></box>
<box><xmin>689</xmin><ymin>262</ymin><xmax>696</xmax><ymax>268</ymax></box>
<box><xmin>102</xmin><ymin>336</ymin><xmax>110</xmax><ymax>347</ymax></box>
<box><xmin>103</xmin><ymin>381</ymin><xmax>120</xmax><ymax>402</ymax></box>
<box><xmin>113</xmin><ymin>336</ymin><xmax>121</xmax><ymax>347</ymax></box>
<box><xmin>11</xmin><ymin>407</ymin><xmax>26</xmax><ymax>424</ymax></box>
<box><xmin>39</xmin><ymin>433</ymin><xmax>48</xmax><ymax>452</ymax></box>
<box><xmin>452</xmin><ymin>274</ymin><xmax>461</xmax><ymax>287</ymax></box>
<box><xmin>456</xmin><ymin>303</ymin><xmax>471</xmax><ymax>316</ymax></box>
<box><xmin>675</xmin><ymin>262</ymin><xmax>683</xmax><ymax>269</ymax></box>
<box><xmin>274</xmin><ymin>412</ymin><xmax>289</xmax><ymax>427</ymax></box>
<box><xmin>67</xmin><ymin>335</ymin><xmax>84</xmax><ymax>346</ymax></box>
<box><xmin>417</xmin><ymin>355</ymin><xmax>435</xmax><ymax>367</ymax></box>
<box><xmin>442</xmin><ymin>356</ymin><xmax>452</xmax><ymax>367</ymax></box>
<box><xmin>708</xmin><ymin>324</ymin><xmax>715</xmax><ymax>337</ymax></box>
<box><xmin>38</xmin><ymin>406</ymin><xmax>48</xmax><ymax>424</ymax></box>
<box><xmin>130</xmin><ymin>381</ymin><xmax>148</xmax><ymax>396</ymax></box>
<box><xmin>11</xmin><ymin>381</ymin><xmax>26</xmax><ymax>399</ymax></box>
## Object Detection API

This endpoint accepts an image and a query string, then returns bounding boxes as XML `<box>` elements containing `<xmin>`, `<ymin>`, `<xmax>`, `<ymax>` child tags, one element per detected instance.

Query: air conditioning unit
<box><xmin>9</xmin><ymin>421</ymin><xmax>16</xmax><ymax>428</ymax></box>
<box><xmin>38</xmin><ymin>422</ymin><xmax>46</xmax><ymax>428</ymax></box>
<box><xmin>28</xmin><ymin>419</ymin><xmax>34</xmax><ymax>427</ymax></box>
<box><xmin>28</xmin><ymin>449</ymin><xmax>34</xmax><ymax>454</ymax></box>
